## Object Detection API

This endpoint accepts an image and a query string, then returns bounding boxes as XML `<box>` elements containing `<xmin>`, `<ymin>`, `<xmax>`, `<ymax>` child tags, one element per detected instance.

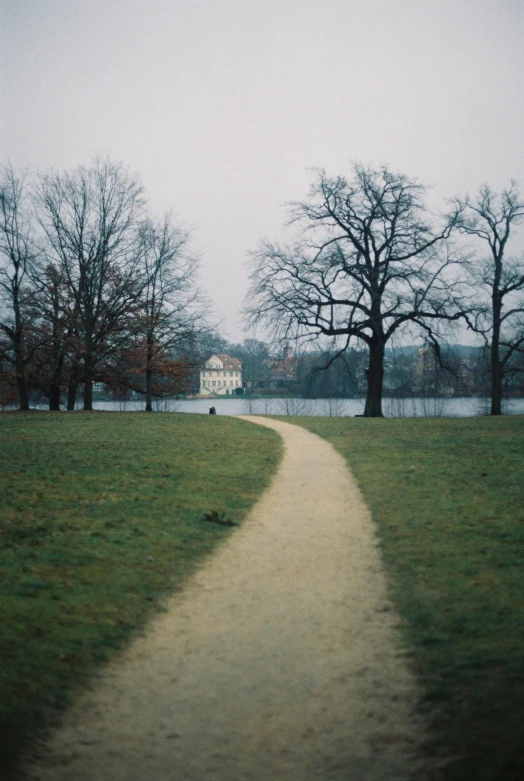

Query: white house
<box><xmin>200</xmin><ymin>354</ymin><xmax>242</xmax><ymax>396</ymax></box>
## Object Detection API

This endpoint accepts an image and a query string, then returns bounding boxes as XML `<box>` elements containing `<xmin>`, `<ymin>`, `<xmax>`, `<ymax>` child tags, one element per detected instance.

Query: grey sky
<box><xmin>2</xmin><ymin>0</ymin><xmax>524</xmax><ymax>340</ymax></box>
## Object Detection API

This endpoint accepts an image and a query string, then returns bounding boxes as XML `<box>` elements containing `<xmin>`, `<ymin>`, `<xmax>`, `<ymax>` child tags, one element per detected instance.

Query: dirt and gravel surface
<box><xmin>26</xmin><ymin>416</ymin><xmax>427</xmax><ymax>781</ymax></box>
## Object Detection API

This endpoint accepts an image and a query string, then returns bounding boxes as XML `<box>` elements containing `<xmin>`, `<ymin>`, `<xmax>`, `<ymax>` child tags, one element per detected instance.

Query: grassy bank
<box><xmin>0</xmin><ymin>412</ymin><xmax>281</xmax><ymax>779</ymax></box>
<box><xmin>289</xmin><ymin>415</ymin><xmax>524</xmax><ymax>780</ymax></box>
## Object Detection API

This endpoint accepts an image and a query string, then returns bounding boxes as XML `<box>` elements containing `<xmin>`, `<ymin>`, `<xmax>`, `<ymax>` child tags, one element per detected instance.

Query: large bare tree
<box><xmin>248</xmin><ymin>164</ymin><xmax>463</xmax><ymax>416</ymax></box>
<box><xmin>454</xmin><ymin>183</ymin><xmax>524</xmax><ymax>415</ymax></box>
<box><xmin>0</xmin><ymin>165</ymin><xmax>39</xmax><ymax>410</ymax></box>
<box><xmin>36</xmin><ymin>158</ymin><xmax>146</xmax><ymax>410</ymax></box>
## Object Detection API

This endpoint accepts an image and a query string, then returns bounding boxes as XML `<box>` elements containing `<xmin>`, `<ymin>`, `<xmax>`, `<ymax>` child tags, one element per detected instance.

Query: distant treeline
<box><xmin>207</xmin><ymin>338</ymin><xmax>523</xmax><ymax>400</ymax></box>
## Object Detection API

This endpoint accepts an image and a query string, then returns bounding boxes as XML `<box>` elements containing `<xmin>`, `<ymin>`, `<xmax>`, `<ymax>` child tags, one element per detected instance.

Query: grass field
<box><xmin>289</xmin><ymin>415</ymin><xmax>524</xmax><ymax>781</ymax></box>
<box><xmin>0</xmin><ymin>411</ymin><xmax>281</xmax><ymax>780</ymax></box>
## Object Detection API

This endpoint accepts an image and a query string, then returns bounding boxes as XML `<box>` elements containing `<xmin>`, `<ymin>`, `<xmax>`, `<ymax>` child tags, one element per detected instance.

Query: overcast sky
<box><xmin>2</xmin><ymin>0</ymin><xmax>524</xmax><ymax>341</ymax></box>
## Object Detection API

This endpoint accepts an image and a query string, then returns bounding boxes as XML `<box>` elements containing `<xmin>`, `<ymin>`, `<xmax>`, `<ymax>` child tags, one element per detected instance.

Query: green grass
<box><xmin>0</xmin><ymin>411</ymin><xmax>281</xmax><ymax>779</ymax></box>
<box><xmin>287</xmin><ymin>415</ymin><xmax>524</xmax><ymax>780</ymax></box>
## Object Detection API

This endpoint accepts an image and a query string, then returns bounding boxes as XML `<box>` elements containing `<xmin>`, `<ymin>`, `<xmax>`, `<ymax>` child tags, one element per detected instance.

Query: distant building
<box><xmin>200</xmin><ymin>354</ymin><xmax>242</xmax><ymax>396</ymax></box>
<box><xmin>413</xmin><ymin>347</ymin><xmax>482</xmax><ymax>395</ymax></box>
<box><xmin>258</xmin><ymin>346</ymin><xmax>299</xmax><ymax>393</ymax></box>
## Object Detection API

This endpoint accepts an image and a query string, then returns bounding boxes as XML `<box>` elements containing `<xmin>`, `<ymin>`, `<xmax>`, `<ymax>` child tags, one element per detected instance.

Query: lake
<box><xmin>85</xmin><ymin>396</ymin><xmax>524</xmax><ymax>417</ymax></box>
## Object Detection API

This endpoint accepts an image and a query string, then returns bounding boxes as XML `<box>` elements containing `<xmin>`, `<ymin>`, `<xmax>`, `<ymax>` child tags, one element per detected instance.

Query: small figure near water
<box><xmin>209</xmin><ymin>406</ymin><xmax>217</xmax><ymax>415</ymax></box>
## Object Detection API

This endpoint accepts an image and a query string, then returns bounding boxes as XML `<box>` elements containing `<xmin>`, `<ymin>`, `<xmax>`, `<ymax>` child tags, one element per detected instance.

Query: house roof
<box><xmin>205</xmin><ymin>354</ymin><xmax>242</xmax><ymax>370</ymax></box>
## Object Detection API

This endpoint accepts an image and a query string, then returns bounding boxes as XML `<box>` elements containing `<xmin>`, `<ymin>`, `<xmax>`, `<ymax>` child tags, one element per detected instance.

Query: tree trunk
<box><xmin>490</xmin><ymin>294</ymin><xmax>502</xmax><ymax>415</ymax></box>
<box><xmin>363</xmin><ymin>338</ymin><xmax>385</xmax><ymax>417</ymax></box>
<box><xmin>145</xmin><ymin>365</ymin><xmax>153</xmax><ymax>412</ymax></box>
<box><xmin>14</xmin><ymin>335</ymin><xmax>30</xmax><ymax>410</ymax></box>
<box><xmin>11</xmin><ymin>283</ymin><xmax>30</xmax><ymax>410</ymax></box>
<box><xmin>48</xmin><ymin>384</ymin><xmax>61</xmax><ymax>411</ymax></box>
<box><xmin>145</xmin><ymin>337</ymin><xmax>155</xmax><ymax>412</ymax></box>
<box><xmin>48</xmin><ymin>352</ymin><xmax>64</xmax><ymax>411</ymax></box>
<box><xmin>67</xmin><ymin>378</ymin><xmax>77</xmax><ymax>410</ymax></box>
<box><xmin>16</xmin><ymin>361</ymin><xmax>30</xmax><ymax>410</ymax></box>
<box><xmin>83</xmin><ymin>354</ymin><xmax>93</xmax><ymax>411</ymax></box>
<box><xmin>490</xmin><ymin>355</ymin><xmax>503</xmax><ymax>415</ymax></box>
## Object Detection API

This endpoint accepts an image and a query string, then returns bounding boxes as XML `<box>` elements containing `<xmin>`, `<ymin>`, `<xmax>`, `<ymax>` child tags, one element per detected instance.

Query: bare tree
<box><xmin>0</xmin><ymin>165</ymin><xmax>39</xmax><ymax>410</ymax></box>
<box><xmin>36</xmin><ymin>158</ymin><xmax>146</xmax><ymax>410</ymax></box>
<box><xmin>248</xmin><ymin>164</ymin><xmax>463</xmax><ymax>416</ymax></box>
<box><xmin>454</xmin><ymin>182</ymin><xmax>524</xmax><ymax>415</ymax></box>
<box><xmin>29</xmin><ymin>259</ymin><xmax>81</xmax><ymax>410</ymax></box>
<box><xmin>132</xmin><ymin>214</ymin><xmax>205</xmax><ymax>411</ymax></box>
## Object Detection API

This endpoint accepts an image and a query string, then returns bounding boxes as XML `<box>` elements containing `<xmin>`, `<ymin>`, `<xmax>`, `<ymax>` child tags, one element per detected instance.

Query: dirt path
<box><xmin>27</xmin><ymin>416</ymin><xmax>426</xmax><ymax>781</ymax></box>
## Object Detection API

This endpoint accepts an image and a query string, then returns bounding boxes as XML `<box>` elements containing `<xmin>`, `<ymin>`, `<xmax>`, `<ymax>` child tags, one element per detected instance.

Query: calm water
<box><xmin>85</xmin><ymin>396</ymin><xmax>524</xmax><ymax>417</ymax></box>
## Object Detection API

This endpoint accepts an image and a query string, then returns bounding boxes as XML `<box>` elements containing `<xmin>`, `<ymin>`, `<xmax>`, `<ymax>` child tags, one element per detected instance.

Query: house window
<box><xmin>212</xmin><ymin>381</ymin><xmax>216</xmax><ymax>386</ymax></box>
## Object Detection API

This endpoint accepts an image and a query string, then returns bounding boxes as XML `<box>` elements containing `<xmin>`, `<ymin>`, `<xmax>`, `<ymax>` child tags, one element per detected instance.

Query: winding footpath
<box><xmin>27</xmin><ymin>416</ymin><xmax>426</xmax><ymax>781</ymax></box>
